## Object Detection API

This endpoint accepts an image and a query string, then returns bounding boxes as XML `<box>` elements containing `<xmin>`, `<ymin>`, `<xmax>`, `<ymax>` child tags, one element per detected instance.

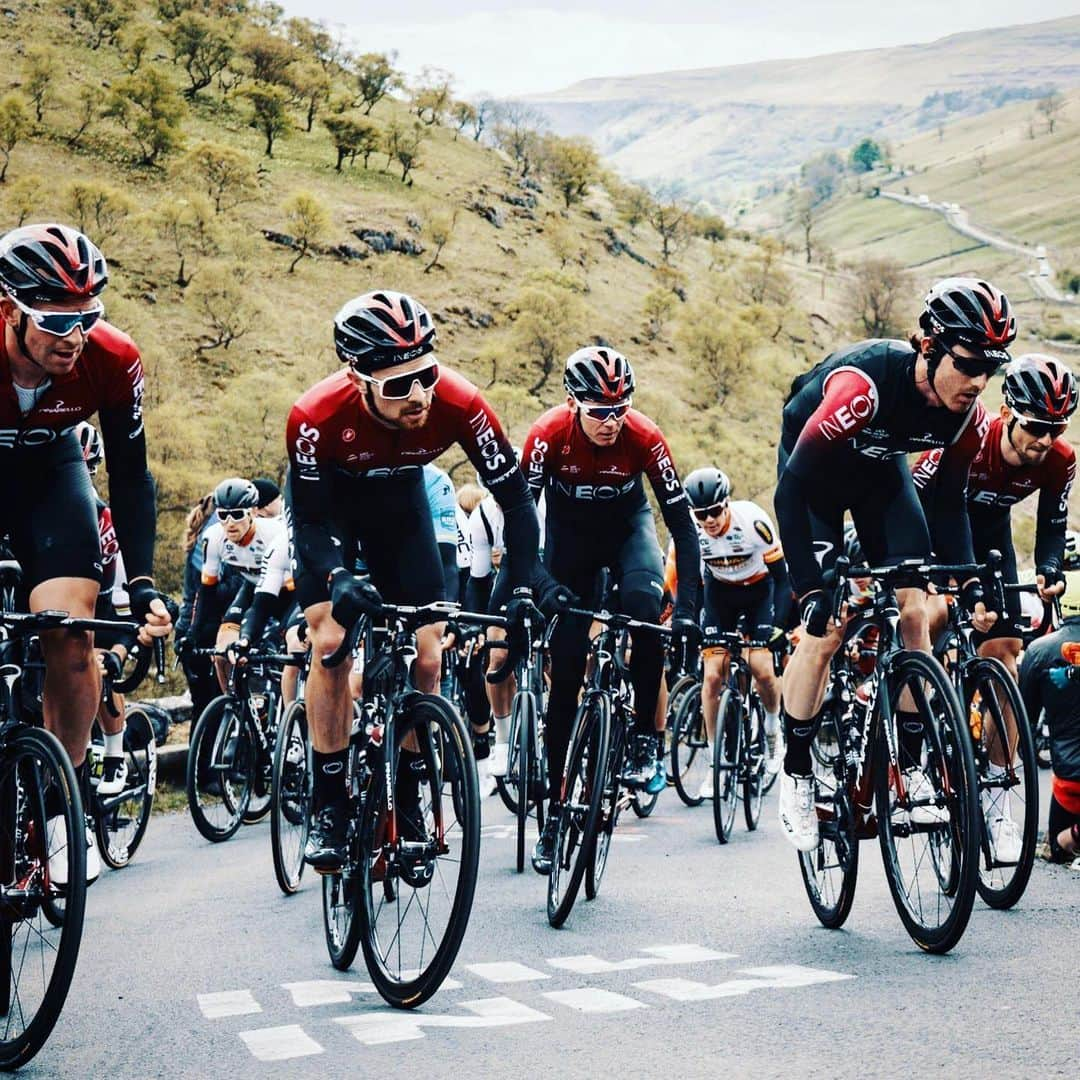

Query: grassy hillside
<box><xmin>0</xmin><ymin>0</ymin><xmax>816</xmax><ymax>593</ymax></box>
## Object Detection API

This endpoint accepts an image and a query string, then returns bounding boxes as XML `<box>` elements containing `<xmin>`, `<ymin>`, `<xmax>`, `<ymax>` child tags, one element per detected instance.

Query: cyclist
<box><xmin>669</xmin><ymin>467</ymin><xmax>787</xmax><ymax>794</ymax></box>
<box><xmin>252</xmin><ymin>477</ymin><xmax>283</xmax><ymax>518</ymax></box>
<box><xmin>0</xmin><ymin>223</ymin><xmax>172</xmax><ymax>884</ymax></box>
<box><xmin>914</xmin><ymin>353</ymin><xmax>1076</xmax><ymax>677</ymax></box>
<box><xmin>187</xmin><ymin>477</ymin><xmax>289</xmax><ymax>690</ymax></box>
<box><xmin>774</xmin><ymin>277</ymin><xmax>1013</xmax><ymax>852</ymax></box>
<box><xmin>1018</xmin><ymin>571</ymin><xmax>1080</xmax><ymax>867</ymax></box>
<box><xmin>286</xmin><ymin>290</ymin><xmax>541</xmax><ymax>871</ymax></box>
<box><xmin>522</xmin><ymin>346</ymin><xmax>701</xmax><ymax>873</ymax></box>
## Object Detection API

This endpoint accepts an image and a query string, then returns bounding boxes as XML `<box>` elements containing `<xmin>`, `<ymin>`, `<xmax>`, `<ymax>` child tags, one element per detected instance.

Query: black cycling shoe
<box><xmin>531</xmin><ymin>807</ymin><xmax>560</xmax><ymax>876</ymax></box>
<box><xmin>304</xmin><ymin>804</ymin><xmax>348</xmax><ymax>873</ymax></box>
<box><xmin>471</xmin><ymin>725</ymin><xmax>492</xmax><ymax>762</ymax></box>
<box><xmin>622</xmin><ymin>733</ymin><xmax>657</xmax><ymax>788</ymax></box>
<box><xmin>395</xmin><ymin>762</ymin><xmax>435</xmax><ymax>888</ymax></box>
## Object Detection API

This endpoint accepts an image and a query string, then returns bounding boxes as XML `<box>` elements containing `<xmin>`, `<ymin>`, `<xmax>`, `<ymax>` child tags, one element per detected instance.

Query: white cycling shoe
<box><xmin>488</xmin><ymin>741</ymin><xmax>509</xmax><ymax>779</ymax></box>
<box><xmin>988</xmin><ymin>812</ymin><xmax>1023</xmax><ymax>864</ymax></box>
<box><xmin>778</xmin><ymin>769</ymin><xmax>818</xmax><ymax>852</ymax></box>
<box><xmin>765</xmin><ymin>731</ymin><xmax>783</xmax><ymax>776</ymax></box>
<box><xmin>97</xmin><ymin>756</ymin><xmax>128</xmax><ymax>796</ymax></box>
<box><xmin>47</xmin><ymin>815</ymin><xmax>101</xmax><ymax>887</ymax></box>
<box><xmin>903</xmin><ymin>767</ymin><xmax>948</xmax><ymax>826</ymax></box>
<box><xmin>697</xmin><ymin>764</ymin><xmax>714</xmax><ymax>801</ymax></box>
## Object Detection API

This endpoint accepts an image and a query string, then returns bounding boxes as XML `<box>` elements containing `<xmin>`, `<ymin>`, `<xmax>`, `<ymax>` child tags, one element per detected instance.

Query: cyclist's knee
<box><xmin>898</xmin><ymin>589</ymin><xmax>929</xmax><ymax>647</ymax></box>
<box><xmin>620</xmin><ymin>575</ymin><xmax>662</xmax><ymax>623</ymax></box>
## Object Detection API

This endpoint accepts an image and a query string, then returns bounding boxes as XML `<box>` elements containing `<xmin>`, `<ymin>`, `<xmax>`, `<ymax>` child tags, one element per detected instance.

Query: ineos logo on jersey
<box><xmin>0</xmin><ymin>425</ymin><xmax>75</xmax><ymax>449</ymax></box>
<box><xmin>467</xmin><ymin>407</ymin><xmax>507</xmax><ymax>472</ymax></box>
<box><xmin>649</xmin><ymin>441</ymin><xmax>680</xmax><ymax>492</ymax></box>
<box><xmin>553</xmin><ymin>478</ymin><xmax>636</xmax><ymax>501</ymax></box>
<box><xmin>293</xmin><ymin>421</ymin><xmax>320</xmax><ymax>478</ymax></box>
<box><xmin>817</xmin><ymin>392</ymin><xmax>875</xmax><ymax>442</ymax></box>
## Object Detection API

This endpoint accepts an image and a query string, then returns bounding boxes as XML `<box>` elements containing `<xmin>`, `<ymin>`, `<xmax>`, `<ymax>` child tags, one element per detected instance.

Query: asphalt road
<box><xmin>22</xmin><ymin>780</ymin><xmax>1078</xmax><ymax>1078</ymax></box>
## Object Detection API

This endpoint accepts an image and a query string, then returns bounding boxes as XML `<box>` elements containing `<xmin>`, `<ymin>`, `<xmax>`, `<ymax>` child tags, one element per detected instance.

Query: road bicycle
<box><xmin>547</xmin><ymin>604</ymin><xmax>675</xmax><ymax>928</ymax></box>
<box><xmin>321</xmin><ymin>599</ymin><xmax>480</xmax><ymax>1008</ymax></box>
<box><xmin>799</xmin><ymin>556</ymin><xmax>980</xmax><ymax>954</ymax></box>
<box><xmin>271</xmin><ymin>644</ymin><xmax>311</xmax><ymax>896</ymax></box>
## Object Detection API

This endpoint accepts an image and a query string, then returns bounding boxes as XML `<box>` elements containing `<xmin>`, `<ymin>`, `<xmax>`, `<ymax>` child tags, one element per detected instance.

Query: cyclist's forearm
<box><xmin>774</xmin><ymin>469</ymin><xmax>822</xmax><ymax>596</ymax></box>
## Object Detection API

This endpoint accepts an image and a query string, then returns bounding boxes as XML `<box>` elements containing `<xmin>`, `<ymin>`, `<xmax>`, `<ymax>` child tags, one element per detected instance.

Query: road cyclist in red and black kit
<box><xmin>521</xmin><ymin>346</ymin><xmax>701</xmax><ymax>874</ymax></box>
<box><xmin>0</xmin><ymin>223</ymin><xmax>172</xmax><ymax>885</ymax></box>
<box><xmin>285</xmin><ymin>289</ymin><xmax>542</xmax><ymax>872</ymax></box>
<box><xmin>774</xmin><ymin>277</ymin><xmax>1014</xmax><ymax>856</ymax></box>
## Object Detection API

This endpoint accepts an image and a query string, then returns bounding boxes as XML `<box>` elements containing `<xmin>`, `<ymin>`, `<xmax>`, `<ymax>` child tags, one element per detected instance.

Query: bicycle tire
<box><xmin>875</xmin><ymin>651</ymin><xmax>979</xmax><ymax>954</ymax></box>
<box><xmin>358</xmin><ymin>695</ymin><xmax>480</xmax><ymax>1008</ymax></box>
<box><xmin>95</xmin><ymin>708</ymin><xmax>156</xmax><ymax>870</ymax></box>
<box><xmin>798</xmin><ymin>712</ymin><xmax>859</xmax><ymax>929</ymax></box>
<box><xmin>186</xmin><ymin>697</ymin><xmax>251</xmax><ymax>843</ymax></box>
<box><xmin>513</xmin><ymin>692</ymin><xmax>535</xmax><ymax>875</ymax></box>
<box><xmin>631</xmin><ymin>786</ymin><xmax>659</xmax><ymax>818</ymax></box>
<box><xmin>586</xmin><ymin>714</ymin><xmax>624</xmax><ymax>900</ymax></box>
<box><xmin>670</xmin><ymin>683</ymin><xmax>708</xmax><ymax>807</ymax></box>
<box><xmin>712</xmin><ymin>690</ymin><xmax>742</xmax><ymax>844</ymax></box>
<box><xmin>965</xmin><ymin>658</ymin><xmax>1038</xmax><ymax>910</ymax></box>
<box><xmin>0</xmin><ymin>726</ymin><xmax>87</xmax><ymax>1071</ymax></box>
<box><xmin>271</xmin><ymin>700</ymin><xmax>310</xmax><ymax>895</ymax></box>
<box><xmin>241</xmin><ymin>691</ymin><xmax>278</xmax><ymax>825</ymax></box>
<box><xmin>743</xmin><ymin>694</ymin><xmax>766</xmax><ymax>832</ymax></box>
<box><xmin>548</xmin><ymin>694</ymin><xmax>610</xmax><ymax>928</ymax></box>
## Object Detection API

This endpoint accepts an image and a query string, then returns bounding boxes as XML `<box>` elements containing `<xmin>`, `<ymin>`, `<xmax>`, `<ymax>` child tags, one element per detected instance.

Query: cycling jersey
<box><xmin>0</xmin><ymin>319</ymin><xmax>155</xmax><ymax>581</ymax></box>
<box><xmin>425</xmin><ymin>463</ymin><xmax>458</xmax><ymax>546</ymax></box>
<box><xmin>201</xmin><ymin>517</ymin><xmax>287</xmax><ymax>587</ymax></box>
<box><xmin>240</xmin><ymin>528</ymin><xmax>296</xmax><ymax>645</ymax></box>
<box><xmin>286</xmin><ymin>366</ymin><xmax>538</xmax><ymax>593</ymax></box>
<box><xmin>776</xmin><ymin>339</ymin><xmax>987</xmax><ymax>596</ymax></box>
<box><xmin>469</xmin><ymin>493</ymin><xmax>548</xmax><ymax>580</ymax></box>
<box><xmin>455</xmin><ymin>504</ymin><xmax>472</xmax><ymax>570</ymax></box>
<box><xmin>913</xmin><ymin>417</ymin><xmax>1075</xmax><ymax>573</ymax></box>
<box><xmin>695</xmin><ymin>500</ymin><xmax>783</xmax><ymax>586</ymax></box>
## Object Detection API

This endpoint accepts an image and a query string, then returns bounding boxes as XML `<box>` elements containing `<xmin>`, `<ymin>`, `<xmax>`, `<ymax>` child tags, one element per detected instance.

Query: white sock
<box><xmin>764</xmin><ymin>711</ymin><xmax>780</xmax><ymax>736</ymax></box>
<box><xmin>104</xmin><ymin>729</ymin><xmax>124</xmax><ymax>758</ymax></box>
<box><xmin>493</xmin><ymin>713</ymin><xmax>510</xmax><ymax>744</ymax></box>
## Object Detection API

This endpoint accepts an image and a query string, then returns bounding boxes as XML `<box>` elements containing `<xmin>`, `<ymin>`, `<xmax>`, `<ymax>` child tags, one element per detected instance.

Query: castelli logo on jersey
<box><xmin>342</xmin><ymin>428</ymin><xmax>355</xmax><ymax>443</ymax></box>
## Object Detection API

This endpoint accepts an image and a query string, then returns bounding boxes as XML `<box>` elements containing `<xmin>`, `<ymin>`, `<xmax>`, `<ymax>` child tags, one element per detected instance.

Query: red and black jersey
<box><xmin>0</xmin><ymin>320</ymin><xmax>155</xmax><ymax>579</ymax></box>
<box><xmin>285</xmin><ymin>366</ymin><xmax>538</xmax><ymax>587</ymax></box>
<box><xmin>521</xmin><ymin>404</ymin><xmax>700</xmax><ymax>619</ymax></box>
<box><xmin>914</xmin><ymin>416</ymin><xmax>1076</xmax><ymax>572</ymax></box>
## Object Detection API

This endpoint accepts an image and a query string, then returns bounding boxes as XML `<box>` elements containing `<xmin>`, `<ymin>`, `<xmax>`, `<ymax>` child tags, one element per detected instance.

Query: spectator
<box><xmin>1019</xmin><ymin>570</ymin><xmax>1080</xmax><ymax>867</ymax></box>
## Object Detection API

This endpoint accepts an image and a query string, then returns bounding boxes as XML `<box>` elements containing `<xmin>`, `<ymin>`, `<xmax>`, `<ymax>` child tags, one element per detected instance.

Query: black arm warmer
<box><xmin>1034</xmin><ymin>484</ymin><xmax>1067</xmax><ymax>575</ymax></box>
<box><xmin>99</xmin><ymin>406</ymin><xmax>156</xmax><ymax>581</ymax></box>
<box><xmin>487</xmin><ymin>466</ymin><xmax>539</xmax><ymax>591</ymax></box>
<box><xmin>774</xmin><ymin>467</ymin><xmax>821</xmax><ymax>597</ymax></box>
<box><xmin>286</xmin><ymin>469</ymin><xmax>344</xmax><ymax>581</ymax></box>
<box><xmin>768</xmin><ymin>556</ymin><xmax>793</xmax><ymax>628</ymax></box>
<box><xmin>240</xmin><ymin>590</ymin><xmax>277</xmax><ymax>644</ymax></box>
<box><xmin>439</xmin><ymin>542</ymin><xmax>460</xmax><ymax>604</ymax></box>
<box><xmin>661</xmin><ymin>496</ymin><xmax>700</xmax><ymax>621</ymax></box>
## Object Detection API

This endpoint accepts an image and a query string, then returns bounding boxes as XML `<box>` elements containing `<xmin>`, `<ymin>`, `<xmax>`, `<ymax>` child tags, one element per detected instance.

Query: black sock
<box><xmin>897</xmin><ymin>710</ymin><xmax>923</xmax><ymax>769</ymax></box>
<box><xmin>654</xmin><ymin>732</ymin><xmax>665</xmax><ymax>759</ymax></box>
<box><xmin>312</xmin><ymin>748</ymin><xmax>348</xmax><ymax>811</ymax></box>
<box><xmin>782</xmin><ymin>707</ymin><xmax>817</xmax><ymax>776</ymax></box>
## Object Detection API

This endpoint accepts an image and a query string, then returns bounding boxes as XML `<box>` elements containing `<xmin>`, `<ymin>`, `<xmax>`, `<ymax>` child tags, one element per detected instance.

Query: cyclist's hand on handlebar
<box><xmin>799</xmin><ymin>588</ymin><xmax>847</xmax><ymax>641</ymax></box>
<box><xmin>536</xmin><ymin>571</ymin><xmax>578</xmax><ymax>617</ymax></box>
<box><xmin>1037</xmin><ymin>566</ymin><xmax>1065</xmax><ymax>602</ymax></box>
<box><xmin>98</xmin><ymin>649</ymin><xmax>124</xmax><ymax>681</ymax></box>
<box><xmin>669</xmin><ymin>616</ymin><xmax>701</xmax><ymax>669</ymax></box>
<box><xmin>488</xmin><ymin>589</ymin><xmax>543</xmax><ymax>685</ymax></box>
<box><xmin>128</xmin><ymin>581</ymin><xmax>173</xmax><ymax>639</ymax></box>
<box><xmin>227</xmin><ymin>638</ymin><xmax>251</xmax><ymax>666</ymax></box>
<box><xmin>329</xmin><ymin>569</ymin><xmax>383</xmax><ymax>628</ymax></box>
<box><xmin>960</xmin><ymin>578</ymin><xmax>997</xmax><ymax>633</ymax></box>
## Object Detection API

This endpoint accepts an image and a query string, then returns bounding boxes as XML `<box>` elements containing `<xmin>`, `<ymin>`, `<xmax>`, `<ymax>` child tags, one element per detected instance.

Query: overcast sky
<box><xmin>279</xmin><ymin>1</ymin><xmax>1080</xmax><ymax>97</ymax></box>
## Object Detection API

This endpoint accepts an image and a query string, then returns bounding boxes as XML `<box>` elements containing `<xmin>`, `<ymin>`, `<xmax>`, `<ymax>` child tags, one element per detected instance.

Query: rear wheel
<box><xmin>0</xmin><ymin>727</ymin><xmax>87</xmax><ymax>1071</ymax></box>
<box><xmin>95</xmin><ymin>708</ymin><xmax>156</xmax><ymax>870</ymax></box>
<box><xmin>742</xmin><ymin>695</ymin><xmax>767</xmax><ymax>832</ymax></box>
<box><xmin>548</xmin><ymin>694</ymin><xmax>609</xmax><ymax>928</ymax></box>
<box><xmin>186</xmin><ymin>697</ymin><xmax>252</xmax><ymax>843</ymax></box>
<box><xmin>875</xmin><ymin>651</ymin><xmax>979</xmax><ymax>954</ymax></box>
<box><xmin>965</xmin><ymin>659</ymin><xmax>1038</xmax><ymax>910</ymax></box>
<box><xmin>512</xmin><ymin>693</ymin><xmax>535</xmax><ymax>874</ymax></box>
<box><xmin>271</xmin><ymin>700</ymin><xmax>310</xmax><ymax>895</ymax></box>
<box><xmin>586</xmin><ymin>718</ymin><xmax>624</xmax><ymax>900</ymax></box>
<box><xmin>670</xmin><ymin>684</ymin><xmax>709</xmax><ymax>807</ymax></box>
<box><xmin>712</xmin><ymin>690</ymin><xmax>742</xmax><ymax>844</ymax></box>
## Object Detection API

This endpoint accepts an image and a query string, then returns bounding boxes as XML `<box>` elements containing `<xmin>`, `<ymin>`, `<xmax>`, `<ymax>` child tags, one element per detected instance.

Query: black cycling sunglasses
<box><xmin>12</xmin><ymin>295</ymin><xmax>104</xmax><ymax>337</ymax></box>
<box><xmin>1014</xmin><ymin>413</ymin><xmax>1068</xmax><ymax>439</ymax></box>
<box><xmin>352</xmin><ymin>361</ymin><xmax>440</xmax><ymax>400</ymax></box>
<box><xmin>943</xmin><ymin>345</ymin><xmax>1004</xmax><ymax>379</ymax></box>
<box><xmin>693</xmin><ymin>500</ymin><xmax>729</xmax><ymax>522</ymax></box>
<box><xmin>216</xmin><ymin>507</ymin><xmax>250</xmax><ymax>522</ymax></box>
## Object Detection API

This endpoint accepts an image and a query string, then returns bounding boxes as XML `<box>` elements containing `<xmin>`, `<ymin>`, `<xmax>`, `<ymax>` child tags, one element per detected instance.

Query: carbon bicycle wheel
<box><xmin>548</xmin><ymin>694</ymin><xmax>610</xmax><ymax>928</ymax></box>
<box><xmin>357</xmin><ymin>695</ymin><xmax>480</xmax><ymax>1008</ymax></box>
<box><xmin>798</xmin><ymin>708</ymin><xmax>859</xmax><ymax>930</ymax></box>
<box><xmin>0</xmin><ymin>726</ymin><xmax>87</xmax><ymax>1072</ymax></box>
<box><xmin>965</xmin><ymin>659</ymin><xmax>1038</xmax><ymax>910</ymax></box>
<box><xmin>742</xmin><ymin>694</ymin><xmax>767</xmax><ymax>832</ymax></box>
<box><xmin>512</xmin><ymin>692</ymin><xmax>536</xmax><ymax>875</ymax></box>
<box><xmin>875</xmin><ymin>651</ymin><xmax>979</xmax><ymax>954</ymax></box>
<box><xmin>670</xmin><ymin>683</ymin><xmax>709</xmax><ymax>807</ymax></box>
<box><xmin>586</xmin><ymin>716</ymin><xmax>624</xmax><ymax>900</ymax></box>
<box><xmin>271</xmin><ymin>700</ymin><xmax>310</xmax><ymax>895</ymax></box>
<box><xmin>712</xmin><ymin>690</ymin><xmax>742</xmax><ymax>844</ymax></box>
<box><xmin>95</xmin><ymin>708</ymin><xmax>156</xmax><ymax>870</ymax></box>
<box><xmin>242</xmin><ymin>691</ymin><xmax>277</xmax><ymax>825</ymax></box>
<box><xmin>186</xmin><ymin>697</ymin><xmax>252</xmax><ymax>843</ymax></box>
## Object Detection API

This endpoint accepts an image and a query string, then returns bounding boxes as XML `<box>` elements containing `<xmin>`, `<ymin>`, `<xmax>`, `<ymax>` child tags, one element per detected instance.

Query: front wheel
<box><xmin>186</xmin><ymin>696</ymin><xmax>252</xmax><ymax>843</ymax></box>
<box><xmin>670</xmin><ymin>683</ymin><xmax>709</xmax><ymax>807</ymax></box>
<box><xmin>712</xmin><ymin>690</ymin><xmax>742</xmax><ymax>844</ymax></box>
<box><xmin>95</xmin><ymin>708</ymin><xmax>156</xmax><ymax>870</ymax></box>
<box><xmin>743</xmin><ymin>695</ymin><xmax>767</xmax><ymax>832</ymax></box>
<box><xmin>875</xmin><ymin>651</ymin><xmax>979</xmax><ymax>954</ymax></box>
<box><xmin>271</xmin><ymin>700</ymin><xmax>311</xmax><ymax>895</ymax></box>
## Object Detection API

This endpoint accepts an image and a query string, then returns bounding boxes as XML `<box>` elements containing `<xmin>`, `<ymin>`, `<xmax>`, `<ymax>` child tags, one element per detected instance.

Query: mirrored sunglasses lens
<box><xmin>383</xmin><ymin>364</ymin><xmax>439</xmax><ymax>398</ymax></box>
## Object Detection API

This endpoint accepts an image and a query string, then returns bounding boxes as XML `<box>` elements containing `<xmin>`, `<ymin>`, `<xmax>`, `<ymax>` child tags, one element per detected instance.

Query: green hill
<box><xmin>0</xmin><ymin>0</ymin><xmax>815</xmax><ymax>594</ymax></box>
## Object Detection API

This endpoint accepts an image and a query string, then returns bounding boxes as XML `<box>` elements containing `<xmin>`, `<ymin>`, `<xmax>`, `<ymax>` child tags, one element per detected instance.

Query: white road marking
<box><xmin>335</xmin><ymin>997</ymin><xmax>550</xmax><ymax>1045</ymax></box>
<box><xmin>547</xmin><ymin>944</ymin><xmax>734</xmax><ymax>974</ymax></box>
<box><xmin>197</xmin><ymin>989</ymin><xmax>262</xmax><ymax>1019</ymax></box>
<box><xmin>543</xmin><ymin>988</ymin><xmax>646</xmax><ymax>1013</ymax></box>
<box><xmin>467</xmin><ymin>961</ymin><xmax>550</xmax><ymax>983</ymax></box>
<box><xmin>283</xmin><ymin>981</ymin><xmax>379</xmax><ymax>1007</ymax></box>
<box><xmin>634</xmin><ymin>964</ymin><xmax>854</xmax><ymax>1002</ymax></box>
<box><xmin>239</xmin><ymin>1024</ymin><xmax>324</xmax><ymax>1062</ymax></box>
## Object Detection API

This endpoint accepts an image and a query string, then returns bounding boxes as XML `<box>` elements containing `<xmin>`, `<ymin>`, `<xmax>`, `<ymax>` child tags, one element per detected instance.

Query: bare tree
<box><xmin>847</xmin><ymin>257</ymin><xmax>908</xmax><ymax>337</ymax></box>
<box><xmin>1037</xmin><ymin>90</ymin><xmax>1065</xmax><ymax>134</ymax></box>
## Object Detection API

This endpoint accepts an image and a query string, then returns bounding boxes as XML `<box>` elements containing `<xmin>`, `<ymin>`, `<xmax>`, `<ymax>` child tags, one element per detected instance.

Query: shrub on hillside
<box><xmin>105</xmin><ymin>68</ymin><xmax>187</xmax><ymax>166</ymax></box>
<box><xmin>0</xmin><ymin>94</ymin><xmax>30</xmax><ymax>183</ymax></box>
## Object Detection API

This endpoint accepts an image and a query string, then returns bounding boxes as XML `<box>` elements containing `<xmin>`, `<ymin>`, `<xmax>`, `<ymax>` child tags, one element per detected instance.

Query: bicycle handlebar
<box><xmin>321</xmin><ymin>600</ymin><xmax>462</xmax><ymax>669</ymax></box>
<box><xmin>566</xmin><ymin>606</ymin><xmax>672</xmax><ymax>637</ymax></box>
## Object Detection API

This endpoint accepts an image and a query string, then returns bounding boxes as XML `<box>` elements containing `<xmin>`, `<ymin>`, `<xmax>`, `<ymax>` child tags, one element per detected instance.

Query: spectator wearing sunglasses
<box><xmin>915</xmin><ymin>353</ymin><xmax>1076</xmax><ymax>677</ymax></box>
<box><xmin>0</xmin><ymin>223</ymin><xmax>172</xmax><ymax>882</ymax></box>
<box><xmin>286</xmin><ymin>290</ymin><xmax>541</xmax><ymax>873</ymax></box>
<box><xmin>773</xmin><ymin>277</ymin><xmax>1015</xmax><ymax>854</ymax></box>
<box><xmin>520</xmin><ymin>346</ymin><xmax>702</xmax><ymax>874</ymax></box>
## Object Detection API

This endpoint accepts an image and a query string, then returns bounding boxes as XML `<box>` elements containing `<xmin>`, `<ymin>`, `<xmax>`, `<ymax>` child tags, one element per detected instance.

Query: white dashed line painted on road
<box><xmin>238</xmin><ymin>1025</ymin><xmax>325</xmax><ymax>1062</ymax></box>
<box><xmin>197</xmin><ymin>989</ymin><xmax>262</xmax><ymax>1019</ymax></box>
<box><xmin>335</xmin><ymin>997</ymin><xmax>551</xmax><ymax>1045</ymax></box>
<box><xmin>283</xmin><ymin>980</ymin><xmax>380</xmax><ymax>1007</ymax></box>
<box><xmin>467</xmin><ymin>961</ymin><xmax>551</xmax><ymax>983</ymax></box>
<box><xmin>547</xmin><ymin>944</ymin><xmax>734</xmax><ymax>974</ymax></box>
<box><xmin>634</xmin><ymin>964</ymin><xmax>853</xmax><ymax>1002</ymax></box>
<box><xmin>542</xmin><ymin>987</ymin><xmax>647</xmax><ymax>1013</ymax></box>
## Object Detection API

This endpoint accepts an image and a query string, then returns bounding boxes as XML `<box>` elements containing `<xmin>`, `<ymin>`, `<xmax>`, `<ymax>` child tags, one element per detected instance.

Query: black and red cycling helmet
<box><xmin>564</xmin><ymin>346</ymin><xmax>635</xmax><ymax>402</ymax></box>
<box><xmin>1003</xmin><ymin>354</ymin><xmax>1078</xmax><ymax>422</ymax></box>
<box><xmin>333</xmin><ymin>290</ymin><xmax>436</xmax><ymax>374</ymax></box>
<box><xmin>919</xmin><ymin>277</ymin><xmax>1015</xmax><ymax>361</ymax></box>
<box><xmin>0</xmin><ymin>223</ymin><xmax>108</xmax><ymax>305</ymax></box>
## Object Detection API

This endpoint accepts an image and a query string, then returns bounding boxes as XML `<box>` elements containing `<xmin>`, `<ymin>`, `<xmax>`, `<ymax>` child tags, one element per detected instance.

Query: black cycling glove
<box><xmin>128</xmin><ymin>579</ymin><xmax>169</xmax><ymax>625</ymax></box>
<box><xmin>669</xmin><ymin>616</ymin><xmax>702</xmax><ymax>670</ymax></box>
<box><xmin>329</xmin><ymin>569</ymin><xmax>384</xmax><ymax>628</ymax></box>
<box><xmin>959</xmin><ymin>578</ymin><xmax>986</xmax><ymax>615</ymax></box>
<box><xmin>799</xmin><ymin>589</ymin><xmax>832</xmax><ymax>638</ymax></box>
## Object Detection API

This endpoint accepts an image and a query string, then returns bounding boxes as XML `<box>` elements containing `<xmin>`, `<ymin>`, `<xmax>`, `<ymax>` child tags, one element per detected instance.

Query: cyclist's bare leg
<box><xmin>977</xmin><ymin>635</ymin><xmax>1022</xmax><ymax>767</ymax></box>
<box><xmin>304</xmin><ymin>602</ymin><xmax>352</xmax><ymax>754</ymax></box>
<box><xmin>213</xmin><ymin>623</ymin><xmax>240</xmax><ymax>693</ymax></box>
<box><xmin>925</xmin><ymin>592</ymin><xmax>949</xmax><ymax>646</ymax></box>
<box><xmin>702</xmin><ymin>649</ymin><xmax>729</xmax><ymax>743</ymax></box>
<box><xmin>415</xmin><ymin>622</ymin><xmax>444</xmax><ymax>694</ymax></box>
<box><xmin>748</xmin><ymin>647</ymin><xmax>781</xmax><ymax>714</ymax></box>
<box><xmin>655</xmin><ymin>676</ymin><xmax>667</xmax><ymax>736</ymax></box>
<box><xmin>281</xmin><ymin>623</ymin><xmax>305</xmax><ymax>706</ymax></box>
<box><xmin>482</xmin><ymin>624</ymin><xmax>515</xmax><ymax>743</ymax></box>
<box><xmin>32</xmin><ymin>576</ymin><xmax>100</xmax><ymax>767</ymax></box>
